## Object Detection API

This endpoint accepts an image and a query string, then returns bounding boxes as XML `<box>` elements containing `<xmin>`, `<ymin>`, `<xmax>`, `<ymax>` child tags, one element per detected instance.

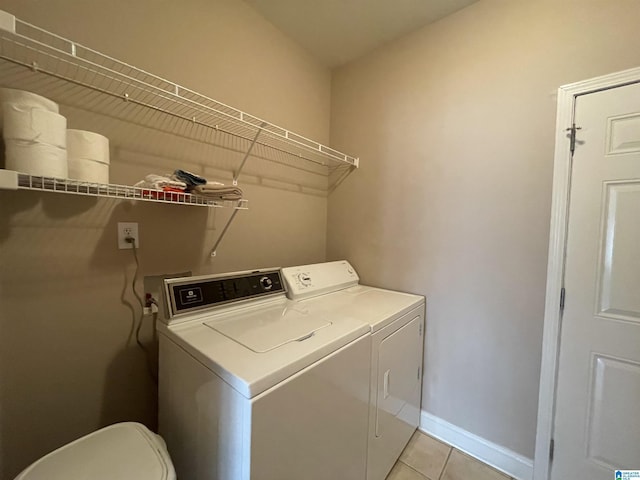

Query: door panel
<box><xmin>552</xmin><ymin>81</ymin><xmax>640</xmax><ymax>480</ymax></box>
<box><xmin>606</xmin><ymin>113</ymin><xmax>640</xmax><ymax>155</ymax></box>
<box><xmin>597</xmin><ymin>182</ymin><xmax>640</xmax><ymax>320</ymax></box>
<box><xmin>587</xmin><ymin>355</ymin><xmax>640</xmax><ymax>469</ymax></box>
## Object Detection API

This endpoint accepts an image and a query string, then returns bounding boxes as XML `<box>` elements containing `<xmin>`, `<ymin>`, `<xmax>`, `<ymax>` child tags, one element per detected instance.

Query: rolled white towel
<box><xmin>0</xmin><ymin>88</ymin><xmax>59</xmax><ymax>131</ymax></box>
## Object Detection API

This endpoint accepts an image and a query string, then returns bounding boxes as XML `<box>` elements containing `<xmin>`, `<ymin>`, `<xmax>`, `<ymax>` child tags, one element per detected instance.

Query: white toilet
<box><xmin>14</xmin><ymin>422</ymin><xmax>176</xmax><ymax>480</ymax></box>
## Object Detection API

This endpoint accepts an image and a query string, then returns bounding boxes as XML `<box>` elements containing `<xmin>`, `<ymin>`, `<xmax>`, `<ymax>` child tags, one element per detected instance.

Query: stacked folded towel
<box><xmin>134</xmin><ymin>174</ymin><xmax>187</xmax><ymax>191</ymax></box>
<box><xmin>133</xmin><ymin>170</ymin><xmax>244</xmax><ymax>201</ymax></box>
<box><xmin>191</xmin><ymin>182</ymin><xmax>243</xmax><ymax>201</ymax></box>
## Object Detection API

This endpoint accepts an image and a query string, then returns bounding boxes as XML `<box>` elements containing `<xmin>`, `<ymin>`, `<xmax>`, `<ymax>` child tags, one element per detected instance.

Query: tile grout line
<box><xmin>396</xmin><ymin>460</ymin><xmax>435</xmax><ymax>480</ymax></box>
<box><xmin>437</xmin><ymin>447</ymin><xmax>454</xmax><ymax>480</ymax></box>
<box><xmin>395</xmin><ymin>432</ymin><xmax>513</xmax><ymax>480</ymax></box>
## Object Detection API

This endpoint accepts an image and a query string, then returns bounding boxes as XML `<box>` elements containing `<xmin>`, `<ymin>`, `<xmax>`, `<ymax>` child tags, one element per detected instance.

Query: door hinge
<box><xmin>419</xmin><ymin>322</ymin><xmax>423</xmax><ymax>336</ymax></box>
<box><xmin>566</xmin><ymin>124</ymin><xmax>582</xmax><ymax>154</ymax></box>
<box><xmin>549</xmin><ymin>438</ymin><xmax>555</xmax><ymax>461</ymax></box>
<box><xmin>560</xmin><ymin>287</ymin><xmax>566</xmax><ymax>311</ymax></box>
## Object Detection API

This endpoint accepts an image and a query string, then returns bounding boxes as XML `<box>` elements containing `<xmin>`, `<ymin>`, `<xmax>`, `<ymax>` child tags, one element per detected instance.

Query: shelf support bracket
<box><xmin>210</xmin><ymin>207</ymin><xmax>242</xmax><ymax>257</ymax></box>
<box><xmin>233</xmin><ymin>123</ymin><xmax>266</xmax><ymax>186</ymax></box>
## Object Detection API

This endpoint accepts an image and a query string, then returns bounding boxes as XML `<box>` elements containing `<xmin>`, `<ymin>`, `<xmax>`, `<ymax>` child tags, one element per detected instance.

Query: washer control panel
<box><xmin>282</xmin><ymin>260</ymin><xmax>359</xmax><ymax>301</ymax></box>
<box><xmin>165</xmin><ymin>269</ymin><xmax>285</xmax><ymax>319</ymax></box>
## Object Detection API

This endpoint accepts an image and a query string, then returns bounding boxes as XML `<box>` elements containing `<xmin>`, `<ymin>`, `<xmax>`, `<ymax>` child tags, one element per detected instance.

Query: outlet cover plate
<box><xmin>118</xmin><ymin>222</ymin><xmax>139</xmax><ymax>249</ymax></box>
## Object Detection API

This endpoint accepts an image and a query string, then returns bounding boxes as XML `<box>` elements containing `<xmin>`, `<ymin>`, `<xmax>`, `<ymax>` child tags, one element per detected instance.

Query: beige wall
<box><xmin>329</xmin><ymin>0</ymin><xmax>640</xmax><ymax>459</ymax></box>
<box><xmin>0</xmin><ymin>0</ymin><xmax>331</xmax><ymax>477</ymax></box>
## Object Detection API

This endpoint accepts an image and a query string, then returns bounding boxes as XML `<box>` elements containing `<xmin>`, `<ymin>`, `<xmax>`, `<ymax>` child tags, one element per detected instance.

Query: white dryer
<box><xmin>282</xmin><ymin>261</ymin><xmax>425</xmax><ymax>480</ymax></box>
<box><xmin>157</xmin><ymin>268</ymin><xmax>371</xmax><ymax>480</ymax></box>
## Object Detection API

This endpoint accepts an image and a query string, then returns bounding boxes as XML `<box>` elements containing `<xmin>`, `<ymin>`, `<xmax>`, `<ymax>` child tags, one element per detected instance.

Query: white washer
<box><xmin>283</xmin><ymin>261</ymin><xmax>425</xmax><ymax>480</ymax></box>
<box><xmin>157</xmin><ymin>268</ymin><xmax>371</xmax><ymax>480</ymax></box>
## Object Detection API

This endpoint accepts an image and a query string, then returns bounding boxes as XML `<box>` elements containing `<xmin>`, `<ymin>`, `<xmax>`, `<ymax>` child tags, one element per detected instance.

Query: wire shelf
<box><xmin>15</xmin><ymin>172</ymin><xmax>249</xmax><ymax>209</ymax></box>
<box><xmin>0</xmin><ymin>11</ymin><xmax>358</xmax><ymax>191</ymax></box>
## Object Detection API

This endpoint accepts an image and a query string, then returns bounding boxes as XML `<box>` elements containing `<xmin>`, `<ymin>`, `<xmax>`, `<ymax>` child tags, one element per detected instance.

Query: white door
<box><xmin>552</xmin><ymin>82</ymin><xmax>640</xmax><ymax>479</ymax></box>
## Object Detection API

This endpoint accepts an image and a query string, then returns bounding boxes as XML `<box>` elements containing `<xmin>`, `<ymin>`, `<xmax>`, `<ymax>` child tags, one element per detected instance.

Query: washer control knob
<box><xmin>260</xmin><ymin>276</ymin><xmax>273</xmax><ymax>290</ymax></box>
<box><xmin>297</xmin><ymin>273</ymin><xmax>312</xmax><ymax>287</ymax></box>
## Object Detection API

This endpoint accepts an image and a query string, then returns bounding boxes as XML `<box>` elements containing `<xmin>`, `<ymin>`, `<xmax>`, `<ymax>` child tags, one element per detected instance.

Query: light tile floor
<box><xmin>386</xmin><ymin>431</ymin><xmax>517</xmax><ymax>480</ymax></box>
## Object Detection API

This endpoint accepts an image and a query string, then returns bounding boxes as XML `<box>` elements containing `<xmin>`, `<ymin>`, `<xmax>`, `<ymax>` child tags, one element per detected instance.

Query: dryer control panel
<box><xmin>164</xmin><ymin>269</ymin><xmax>285</xmax><ymax>320</ymax></box>
<box><xmin>282</xmin><ymin>260</ymin><xmax>359</xmax><ymax>301</ymax></box>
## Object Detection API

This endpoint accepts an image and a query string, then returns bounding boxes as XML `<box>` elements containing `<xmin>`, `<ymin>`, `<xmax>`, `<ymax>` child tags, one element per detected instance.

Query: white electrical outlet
<box><xmin>144</xmin><ymin>271</ymin><xmax>192</xmax><ymax>319</ymax></box>
<box><xmin>117</xmin><ymin>222</ymin><xmax>140</xmax><ymax>249</ymax></box>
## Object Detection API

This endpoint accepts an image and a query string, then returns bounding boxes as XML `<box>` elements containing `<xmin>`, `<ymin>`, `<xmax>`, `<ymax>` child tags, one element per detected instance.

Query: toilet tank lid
<box><xmin>14</xmin><ymin>422</ymin><xmax>176</xmax><ymax>480</ymax></box>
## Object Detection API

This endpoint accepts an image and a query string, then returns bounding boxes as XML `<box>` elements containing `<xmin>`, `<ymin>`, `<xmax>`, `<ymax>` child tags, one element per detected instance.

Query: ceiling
<box><xmin>243</xmin><ymin>0</ymin><xmax>479</xmax><ymax>67</ymax></box>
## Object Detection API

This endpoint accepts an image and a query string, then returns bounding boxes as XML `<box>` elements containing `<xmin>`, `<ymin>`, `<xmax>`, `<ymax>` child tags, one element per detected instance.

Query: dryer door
<box><xmin>369</xmin><ymin>312</ymin><xmax>424</xmax><ymax>480</ymax></box>
<box><xmin>376</xmin><ymin>314</ymin><xmax>423</xmax><ymax>436</ymax></box>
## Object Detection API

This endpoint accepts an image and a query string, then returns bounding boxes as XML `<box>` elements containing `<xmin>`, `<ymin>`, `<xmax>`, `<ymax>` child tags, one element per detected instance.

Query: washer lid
<box><xmin>161</xmin><ymin>297</ymin><xmax>370</xmax><ymax>398</ymax></box>
<box><xmin>205</xmin><ymin>303</ymin><xmax>331</xmax><ymax>352</ymax></box>
<box><xmin>15</xmin><ymin>423</ymin><xmax>175</xmax><ymax>480</ymax></box>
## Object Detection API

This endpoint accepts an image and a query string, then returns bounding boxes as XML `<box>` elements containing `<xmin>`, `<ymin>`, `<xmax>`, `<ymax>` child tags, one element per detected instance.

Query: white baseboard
<box><xmin>420</xmin><ymin>410</ymin><xmax>533</xmax><ymax>480</ymax></box>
